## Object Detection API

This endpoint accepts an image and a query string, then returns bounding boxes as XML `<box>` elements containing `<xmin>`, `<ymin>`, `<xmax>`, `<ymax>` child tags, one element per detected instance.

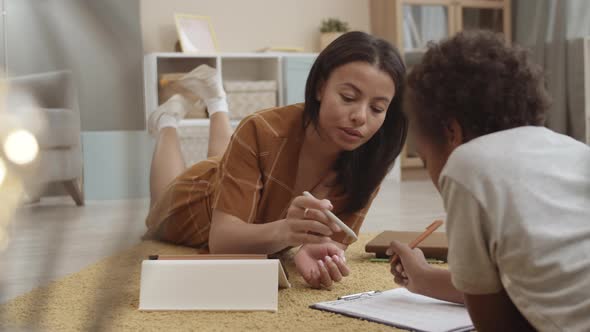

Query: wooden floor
<box><xmin>0</xmin><ymin>179</ymin><xmax>445</xmax><ymax>304</ymax></box>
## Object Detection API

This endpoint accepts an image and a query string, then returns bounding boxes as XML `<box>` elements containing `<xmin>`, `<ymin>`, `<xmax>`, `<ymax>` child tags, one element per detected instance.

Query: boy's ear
<box><xmin>445</xmin><ymin>119</ymin><xmax>464</xmax><ymax>148</ymax></box>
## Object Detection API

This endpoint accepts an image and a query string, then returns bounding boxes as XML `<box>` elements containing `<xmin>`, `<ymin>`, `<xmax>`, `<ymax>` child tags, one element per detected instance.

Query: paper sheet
<box><xmin>312</xmin><ymin>288</ymin><xmax>474</xmax><ymax>332</ymax></box>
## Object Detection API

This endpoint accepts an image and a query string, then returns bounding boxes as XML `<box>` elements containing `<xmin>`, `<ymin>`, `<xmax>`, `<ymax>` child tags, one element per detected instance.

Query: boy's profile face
<box><xmin>408</xmin><ymin>114</ymin><xmax>463</xmax><ymax>191</ymax></box>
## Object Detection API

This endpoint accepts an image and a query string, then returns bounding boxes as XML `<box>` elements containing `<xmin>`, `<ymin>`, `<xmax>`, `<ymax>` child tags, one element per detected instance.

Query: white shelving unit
<box><xmin>143</xmin><ymin>52</ymin><xmax>317</xmax><ymax>127</ymax></box>
<box><xmin>143</xmin><ymin>52</ymin><xmax>317</xmax><ymax>165</ymax></box>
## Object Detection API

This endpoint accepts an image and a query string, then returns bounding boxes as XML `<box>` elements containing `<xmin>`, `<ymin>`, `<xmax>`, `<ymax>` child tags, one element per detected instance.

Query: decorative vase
<box><xmin>320</xmin><ymin>32</ymin><xmax>345</xmax><ymax>51</ymax></box>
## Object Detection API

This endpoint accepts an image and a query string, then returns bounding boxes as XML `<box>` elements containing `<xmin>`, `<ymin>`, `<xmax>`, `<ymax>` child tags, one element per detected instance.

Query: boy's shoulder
<box><xmin>440</xmin><ymin>126</ymin><xmax>588</xmax><ymax>190</ymax></box>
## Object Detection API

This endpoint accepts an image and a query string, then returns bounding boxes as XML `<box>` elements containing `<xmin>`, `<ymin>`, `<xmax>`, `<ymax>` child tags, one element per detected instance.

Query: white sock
<box><xmin>157</xmin><ymin>113</ymin><xmax>179</xmax><ymax>131</ymax></box>
<box><xmin>205</xmin><ymin>96</ymin><xmax>229</xmax><ymax>115</ymax></box>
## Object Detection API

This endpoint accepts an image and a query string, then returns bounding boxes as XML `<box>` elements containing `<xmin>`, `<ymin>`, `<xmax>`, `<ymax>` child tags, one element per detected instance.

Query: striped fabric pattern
<box><xmin>145</xmin><ymin>104</ymin><xmax>378</xmax><ymax>248</ymax></box>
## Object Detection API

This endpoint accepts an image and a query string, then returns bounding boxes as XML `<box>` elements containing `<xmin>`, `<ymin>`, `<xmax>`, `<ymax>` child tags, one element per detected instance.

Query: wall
<box><xmin>0</xmin><ymin>1</ymin><xmax>373</xmax><ymax>199</ymax></box>
<box><xmin>141</xmin><ymin>0</ymin><xmax>371</xmax><ymax>53</ymax></box>
<box><xmin>3</xmin><ymin>0</ymin><xmax>144</xmax><ymax>131</ymax></box>
<box><xmin>1</xmin><ymin>0</ymin><xmax>370</xmax><ymax>127</ymax></box>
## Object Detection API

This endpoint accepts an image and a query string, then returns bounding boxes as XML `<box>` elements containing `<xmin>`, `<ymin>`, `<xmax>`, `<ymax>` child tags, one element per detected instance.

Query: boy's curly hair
<box><xmin>405</xmin><ymin>30</ymin><xmax>550</xmax><ymax>142</ymax></box>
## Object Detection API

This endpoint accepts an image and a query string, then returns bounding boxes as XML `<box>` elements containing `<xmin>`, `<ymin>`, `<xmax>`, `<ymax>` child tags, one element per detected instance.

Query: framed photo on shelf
<box><xmin>174</xmin><ymin>14</ymin><xmax>218</xmax><ymax>53</ymax></box>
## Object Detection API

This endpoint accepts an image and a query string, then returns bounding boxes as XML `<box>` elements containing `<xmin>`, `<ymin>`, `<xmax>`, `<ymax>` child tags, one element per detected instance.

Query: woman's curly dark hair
<box><xmin>405</xmin><ymin>30</ymin><xmax>551</xmax><ymax>143</ymax></box>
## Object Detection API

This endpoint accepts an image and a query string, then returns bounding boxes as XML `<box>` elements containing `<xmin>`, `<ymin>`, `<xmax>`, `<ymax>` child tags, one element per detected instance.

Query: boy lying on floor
<box><xmin>387</xmin><ymin>30</ymin><xmax>590</xmax><ymax>332</ymax></box>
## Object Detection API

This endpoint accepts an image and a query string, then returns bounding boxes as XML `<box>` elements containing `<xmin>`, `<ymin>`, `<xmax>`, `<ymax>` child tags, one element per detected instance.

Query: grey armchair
<box><xmin>5</xmin><ymin>71</ymin><xmax>84</xmax><ymax>205</ymax></box>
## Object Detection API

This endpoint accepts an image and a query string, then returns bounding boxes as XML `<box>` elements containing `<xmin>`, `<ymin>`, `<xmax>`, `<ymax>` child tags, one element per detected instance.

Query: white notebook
<box><xmin>311</xmin><ymin>288</ymin><xmax>474</xmax><ymax>332</ymax></box>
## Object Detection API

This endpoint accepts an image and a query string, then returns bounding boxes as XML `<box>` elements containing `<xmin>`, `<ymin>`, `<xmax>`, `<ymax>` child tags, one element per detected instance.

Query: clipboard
<box><xmin>310</xmin><ymin>288</ymin><xmax>474</xmax><ymax>332</ymax></box>
<box><xmin>365</xmin><ymin>231</ymin><xmax>448</xmax><ymax>260</ymax></box>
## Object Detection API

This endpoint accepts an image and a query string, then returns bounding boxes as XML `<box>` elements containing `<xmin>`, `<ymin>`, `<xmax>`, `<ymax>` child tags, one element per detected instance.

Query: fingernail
<box><xmin>324</xmin><ymin>256</ymin><xmax>332</xmax><ymax>262</ymax></box>
<box><xmin>342</xmin><ymin>255</ymin><xmax>346</xmax><ymax>263</ymax></box>
<box><xmin>332</xmin><ymin>255</ymin><xmax>339</xmax><ymax>262</ymax></box>
<box><xmin>323</xmin><ymin>199</ymin><xmax>333</xmax><ymax>210</ymax></box>
<box><xmin>318</xmin><ymin>260</ymin><xmax>325</xmax><ymax>268</ymax></box>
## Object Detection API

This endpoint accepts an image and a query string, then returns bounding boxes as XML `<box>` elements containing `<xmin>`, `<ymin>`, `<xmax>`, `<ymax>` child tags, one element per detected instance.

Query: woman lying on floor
<box><xmin>387</xmin><ymin>30</ymin><xmax>590</xmax><ymax>331</ymax></box>
<box><xmin>144</xmin><ymin>31</ymin><xmax>407</xmax><ymax>289</ymax></box>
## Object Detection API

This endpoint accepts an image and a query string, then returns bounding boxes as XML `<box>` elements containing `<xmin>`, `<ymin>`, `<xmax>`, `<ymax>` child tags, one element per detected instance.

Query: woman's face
<box><xmin>316</xmin><ymin>61</ymin><xmax>395</xmax><ymax>151</ymax></box>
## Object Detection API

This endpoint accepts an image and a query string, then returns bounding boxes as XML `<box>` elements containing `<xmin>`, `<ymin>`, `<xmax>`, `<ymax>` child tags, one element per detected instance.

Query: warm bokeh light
<box><xmin>3</xmin><ymin>129</ymin><xmax>39</xmax><ymax>165</ymax></box>
<box><xmin>0</xmin><ymin>76</ymin><xmax>47</xmax><ymax>253</ymax></box>
<box><xmin>0</xmin><ymin>157</ymin><xmax>6</xmax><ymax>187</ymax></box>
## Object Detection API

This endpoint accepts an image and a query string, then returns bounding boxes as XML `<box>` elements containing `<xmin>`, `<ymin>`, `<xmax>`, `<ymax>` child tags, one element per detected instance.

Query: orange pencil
<box><xmin>389</xmin><ymin>220</ymin><xmax>444</xmax><ymax>265</ymax></box>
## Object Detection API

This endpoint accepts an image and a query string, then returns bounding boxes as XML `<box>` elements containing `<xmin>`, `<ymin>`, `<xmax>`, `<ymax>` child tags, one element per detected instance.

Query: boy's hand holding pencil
<box><xmin>386</xmin><ymin>220</ymin><xmax>443</xmax><ymax>293</ymax></box>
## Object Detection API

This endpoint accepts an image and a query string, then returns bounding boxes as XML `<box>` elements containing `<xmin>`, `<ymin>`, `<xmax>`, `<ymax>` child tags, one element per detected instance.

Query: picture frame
<box><xmin>174</xmin><ymin>14</ymin><xmax>218</xmax><ymax>53</ymax></box>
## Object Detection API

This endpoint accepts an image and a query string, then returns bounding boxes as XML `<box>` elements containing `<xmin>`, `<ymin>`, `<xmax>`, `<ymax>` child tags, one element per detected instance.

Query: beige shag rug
<box><xmin>0</xmin><ymin>234</ymin><xmax>447</xmax><ymax>331</ymax></box>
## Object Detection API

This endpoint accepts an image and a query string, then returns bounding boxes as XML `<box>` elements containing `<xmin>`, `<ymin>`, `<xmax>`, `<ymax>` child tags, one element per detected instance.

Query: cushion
<box><xmin>37</xmin><ymin>108</ymin><xmax>81</xmax><ymax>148</ymax></box>
<box><xmin>36</xmin><ymin>148</ymin><xmax>82</xmax><ymax>183</ymax></box>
